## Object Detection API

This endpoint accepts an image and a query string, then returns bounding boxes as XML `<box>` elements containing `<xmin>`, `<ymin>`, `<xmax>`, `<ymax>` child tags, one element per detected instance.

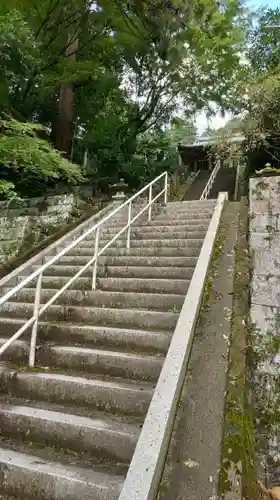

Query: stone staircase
<box><xmin>183</xmin><ymin>170</ymin><xmax>211</xmax><ymax>200</ymax></box>
<box><xmin>0</xmin><ymin>199</ymin><xmax>215</xmax><ymax>500</ymax></box>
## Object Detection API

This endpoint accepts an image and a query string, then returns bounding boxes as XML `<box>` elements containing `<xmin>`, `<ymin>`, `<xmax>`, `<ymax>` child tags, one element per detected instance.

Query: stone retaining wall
<box><xmin>0</xmin><ymin>194</ymin><xmax>88</xmax><ymax>263</ymax></box>
<box><xmin>249</xmin><ymin>175</ymin><xmax>280</xmax><ymax>485</ymax></box>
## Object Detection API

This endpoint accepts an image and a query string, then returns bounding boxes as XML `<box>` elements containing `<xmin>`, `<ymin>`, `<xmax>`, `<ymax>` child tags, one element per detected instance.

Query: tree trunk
<box><xmin>54</xmin><ymin>35</ymin><xmax>79</xmax><ymax>160</ymax></box>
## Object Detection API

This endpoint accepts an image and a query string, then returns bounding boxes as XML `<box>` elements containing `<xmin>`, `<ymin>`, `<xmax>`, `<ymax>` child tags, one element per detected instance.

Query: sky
<box><xmin>247</xmin><ymin>0</ymin><xmax>279</xmax><ymax>8</ymax></box>
<box><xmin>195</xmin><ymin>0</ymin><xmax>279</xmax><ymax>135</ymax></box>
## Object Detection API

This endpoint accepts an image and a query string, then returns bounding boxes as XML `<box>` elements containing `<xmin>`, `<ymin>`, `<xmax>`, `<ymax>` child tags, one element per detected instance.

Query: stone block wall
<box><xmin>0</xmin><ymin>194</ymin><xmax>89</xmax><ymax>263</ymax></box>
<box><xmin>249</xmin><ymin>175</ymin><xmax>280</xmax><ymax>485</ymax></box>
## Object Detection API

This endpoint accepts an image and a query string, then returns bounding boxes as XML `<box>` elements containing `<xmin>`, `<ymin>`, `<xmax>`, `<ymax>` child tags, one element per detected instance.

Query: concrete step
<box><xmin>161</xmin><ymin>202</ymin><xmax>213</xmax><ymax>210</ymax></box>
<box><xmin>26</xmin><ymin>274</ymin><xmax>190</xmax><ymax>295</ymax></box>
<box><xmin>78</xmin><ymin>238</ymin><xmax>203</xmax><ymax>249</ymax></box>
<box><xmin>49</xmin><ymin>255</ymin><xmax>198</xmax><ymax>268</ymax></box>
<box><xmin>96</xmin><ymin>277</ymin><xmax>189</xmax><ymax>295</ymax></box>
<box><xmin>10</xmin><ymin>288</ymin><xmax>185</xmax><ymax>311</ymax></box>
<box><xmin>162</xmin><ymin>206</ymin><xmax>213</xmax><ymax>215</ymax></box>
<box><xmin>27</xmin><ymin>265</ymin><xmax>195</xmax><ymax>284</ymax></box>
<box><xmin>0</xmin><ymin>403</ymin><xmax>139</xmax><ymax>463</ymax></box>
<box><xmin>0</xmin><ymin>367</ymin><xmax>153</xmax><ymax>416</ymax></box>
<box><xmin>152</xmin><ymin>213</ymin><xmax>212</xmax><ymax>222</ymax></box>
<box><xmin>102</xmin><ymin>224</ymin><xmax>209</xmax><ymax>235</ymax></box>
<box><xmin>0</xmin><ymin>316</ymin><xmax>171</xmax><ymax>354</ymax></box>
<box><xmin>0</xmin><ymin>447</ymin><xmax>123</xmax><ymax>500</ymax></box>
<box><xmin>112</xmin><ymin>213</ymin><xmax>211</xmax><ymax>226</ymax></box>
<box><xmin>166</xmin><ymin>200</ymin><xmax>215</xmax><ymax>208</ymax></box>
<box><xmin>67</xmin><ymin>246</ymin><xmax>201</xmax><ymax>257</ymax></box>
<box><xmin>37</xmin><ymin>345</ymin><xmax>164</xmax><ymax>381</ymax></box>
<box><xmin>101</xmin><ymin>264</ymin><xmax>194</xmax><ymax>280</ymax></box>
<box><xmin>108</xmin><ymin>220</ymin><xmax>210</xmax><ymax>231</ymax></box>
<box><xmin>99</xmin><ymin>229</ymin><xmax>206</xmax><ymax>241</ymax></box>
<box><xmin>140</xmin><ymin>218</ymin><xmax>211</xmax><ymax>227</ymax></box>
<box><xmin>0</xmin><ymin>303</ymin><xmax>178</xmax><ymax>331</ymax></box>
<box><xmin>0</xmin><ymin>338</ymin><xmax>29</xmax><ymax>362</ymax></box>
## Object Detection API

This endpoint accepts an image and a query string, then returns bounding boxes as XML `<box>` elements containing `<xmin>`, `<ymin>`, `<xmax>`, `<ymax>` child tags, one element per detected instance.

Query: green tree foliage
<box><xmin>169</xmin><ymin>117</ymin><xmax>197</xmax><ymax>144</ymax></box>
<box><xmin>0</xmin><ymin>0</ymin><xmax>247</xmax><ymax>197</ymax></box>
<box><xmin>244</xmin><ymin>8</ymin><xmax>280</xmax><ymax>168</ymax></box>
<box><xmin>0</xmin><ymin>116</ymin><xmax>83</xmax><ymax>197</ymax></box>
<box><xmin>249</xmin><ymin>7</ymin><xmax>280</xmax><ymax>75</ymax></box>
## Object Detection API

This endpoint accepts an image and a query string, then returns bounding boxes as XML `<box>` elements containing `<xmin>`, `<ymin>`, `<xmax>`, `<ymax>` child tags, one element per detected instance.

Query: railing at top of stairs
<box><xmin>200</xmin><ymin>159</ymin><xmax>221</xmax><ymax>200</ymax></box>
<box><xmin>0</xmin><ymin>172</ymin><xmax>168</xmax><ymax>367</ymax></box>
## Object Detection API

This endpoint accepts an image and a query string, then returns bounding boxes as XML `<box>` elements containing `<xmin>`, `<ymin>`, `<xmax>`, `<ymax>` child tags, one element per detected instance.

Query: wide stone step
<box><xmin>0</xmin><ymin>403</ymin><xmax>139</xmax><ymax>463</ymax></box>
<box><xmin>101</xmin><ymin>264</ymin><xmax>194</xmax><ymax>280</ymax></box>
<box><xmin>103</xmin><ymin>223</ymin><xmax>209</xmax><ymax>235</ymax></box>
<box><xmin>96</xmin><ymin>277</ymin><xmax>189</xmax><ymax>295</ymax></box>
<box><xmin>27</xmin><ymin>265</ymin><xmax>194</xmax><ymax>284</ymax></box>
<box><xmin>140</xmin><ymin>218</ymin><xmax>211</xmax><ymax>227</ymax></box>
<box><xmin>26</xmin><ymin>275</ymin><xmax>189</xmax><ymax>295</ymax></box>
<box><xmin>10</xmin><ymin>288</ymin><xmax>185</xmax><ymax>311</ymax></box>
<box><xmin>0</xmin><ymin>303</ymin><xmax>178</xmax><ymax>331</ymax></box>
<box><xmin>166</xmin><ymin>200</ymin><xmax>215</xmax><ymax>208</ymax></box>
<box><xmin>0</xmin><ymin>447</ymin><xmax>123</xmax><ymax>500</ymax></box>
<box><xmin>51</xmin><ymin>255</ymin><xmax>198</xmax><ymax>268</ymax></box>
<box><xmin>78</xmin><ymin>237</ymin><xmax>203</xmax><ymax>249</ymax></box>
<box><xmin>0</xmin><ymin>315</ymin><xmax>171</xmax><ymax>354</ymax></box>
<box><xmin>109</xmin><ymin>214</ymin><xmax>211</xmax><ymax>227</ymax></box>
<box><xmin>39</xmin><ymin>322</ymin><xmax>171</xmax><ymax>353</ymax></box>
<box><xmin>116</xmin><ymin>207</ymin><xmax>212</xmax><ymax>222</ymax></box>
<box><xmin>162</xmin><ymin>207</ymin><xmax>213</xmax><ymax>215</ymax></box>
<box><xmin>68</xmin><ymin>246</ymin><xmax>201</xmax><ymax>257</ymax></box>
<box><xmin>0</xmin><ymin>367</ymin><xmax>153</xmax><ymax>416</ymax></box>
<box><xmin>29</xmin><ymin>273</ymin><xmax>95</xmax><ymax>289</ymax></box>
<box><xmin>99</xmin><ymin>230</ymin><xmax>206</xmax><ymax>242</ymax></box>
<box><xmin>37</xmin><ymin>345</ymin><xmax>164</xmax><ymax>381</ymax></box>
<box><xmin>152</xmin><ymin>213</ymin><xmax>212</xmax><ymax>222</ymax></box>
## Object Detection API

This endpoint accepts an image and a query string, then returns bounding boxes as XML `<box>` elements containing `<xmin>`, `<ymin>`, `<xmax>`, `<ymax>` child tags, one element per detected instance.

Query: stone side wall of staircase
<box><xmin>0</xmin><ymin>194</ymin><xmax>106</xmax><ymax>265</ymax></box>
<box><xmin>0</xmin><ymin>198</ymin><xmax>216</xmax><ymax>500</ymax></box>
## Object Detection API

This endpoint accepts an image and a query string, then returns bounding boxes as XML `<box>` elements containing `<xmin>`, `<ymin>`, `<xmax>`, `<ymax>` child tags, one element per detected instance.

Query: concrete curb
<box><xmin>118</xmin><ymin>192</ymin><xmax>228</xmax><ymax>500</ymax></box>
<box><xmin>219</xmin><ymin>198</ymin><xmax>255</xmax><ymax>499</ymax></box>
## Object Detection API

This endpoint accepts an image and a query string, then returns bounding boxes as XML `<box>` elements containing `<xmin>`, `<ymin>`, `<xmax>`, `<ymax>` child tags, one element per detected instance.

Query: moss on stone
<box><xmin>197</xmin><ymin>213</ymin><xmax>228</xmax><ymax>324</ymax></box>
<box><xmin>219</xmin><ymin>198</ymin><xmax>258</xmax><ymax>500</ymax></box>
<box><xmin>0</xmin><ymin>199</ymin><xmax>108</xmax><ymax>278</ymax></box>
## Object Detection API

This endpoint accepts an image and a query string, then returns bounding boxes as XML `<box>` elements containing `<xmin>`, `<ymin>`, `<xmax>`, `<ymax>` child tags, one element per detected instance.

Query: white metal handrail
<box><xmin>0</xmin><ymin>171</ymin><xmax>168</xmax><ymax>366</ymax></box>
<box><xmin>200</xmin><ymin>159</ymin><xmax>221</xmax><ymax>200</ymax></box>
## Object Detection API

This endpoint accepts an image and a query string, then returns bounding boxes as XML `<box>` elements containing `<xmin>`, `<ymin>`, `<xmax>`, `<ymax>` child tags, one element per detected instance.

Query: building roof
<box><xmin>179</xmin><ymin>133</ymin><xmax>245</xmax><ymax>148</ymax></box>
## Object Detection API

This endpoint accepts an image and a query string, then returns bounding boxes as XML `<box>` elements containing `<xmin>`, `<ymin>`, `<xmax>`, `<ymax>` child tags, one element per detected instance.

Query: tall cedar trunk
<box><xmin>54</xmin><ymin>35</ymin><xmax>79</xmax><ymax>160</ymax></box>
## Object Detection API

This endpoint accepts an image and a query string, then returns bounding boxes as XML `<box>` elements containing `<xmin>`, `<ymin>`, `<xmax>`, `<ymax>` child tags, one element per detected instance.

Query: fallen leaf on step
<box><xmin>183</xmin><ymin>459</ymin><xmax>200</xmax><ymax>468</ymax></box>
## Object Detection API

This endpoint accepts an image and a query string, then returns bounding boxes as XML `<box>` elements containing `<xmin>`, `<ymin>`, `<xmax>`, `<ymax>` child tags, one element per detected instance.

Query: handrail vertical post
<box><xmin>29</xmin><ymin>271</ymin><xmax>43</xmax><ymax>367</ymax></box>
<box><xmin>148</xmin><ymin>185</ymin><xmax>152</xmax><ymax>221</ymax></box>
<box><xmin>126</xmin><ymin>201</ymin><xmax>132</xmax><ymax>250</ymax></box>
<box><xmin>92</xmin><ymin>227</ymin><xmax>100</xmax><ymax>291</ymax></box>
<box><xmin>164</xmin><ymin>172</ymin><xmax>168</xmax><ymax>204</ymax></box>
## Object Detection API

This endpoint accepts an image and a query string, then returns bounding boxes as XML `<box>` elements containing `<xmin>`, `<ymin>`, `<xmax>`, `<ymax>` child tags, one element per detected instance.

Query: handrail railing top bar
<box><xmin>200</xmin><ymin>159</ymin><xmax>220</xmax><ymax>200</ymax></box>
<box><xmin>0</xmin><ymin>172</ymin><xmax>167</xmax><ymax>307</ymax></box>
<box><xmin>28</xmin><ymin>188</ymin><xmax>167</xmax><ymax>319</ymax></box>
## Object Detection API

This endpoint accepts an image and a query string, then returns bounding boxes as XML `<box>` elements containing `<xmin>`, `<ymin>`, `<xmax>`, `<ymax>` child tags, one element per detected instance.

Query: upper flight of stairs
<box><xmin>183</xmin><ymin>170</ymin><xmax>211</xmax><ymax>200</ymax></box>
<box><xmin>209</xmin><ymin>165</ymin><xmax>236</xmax><ymax>200</ymax></box>
<box><xmin>0</xmin><ymin>199</ymin><xmax>216</xmax><ymax>500</ymax></box>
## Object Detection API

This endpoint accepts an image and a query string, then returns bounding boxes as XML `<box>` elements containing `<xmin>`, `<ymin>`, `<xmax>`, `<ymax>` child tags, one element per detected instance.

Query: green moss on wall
<box><xmin>219</xmin><ymin>199</ymin><xmax>258</xmax><ymax>500</ymax></box>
